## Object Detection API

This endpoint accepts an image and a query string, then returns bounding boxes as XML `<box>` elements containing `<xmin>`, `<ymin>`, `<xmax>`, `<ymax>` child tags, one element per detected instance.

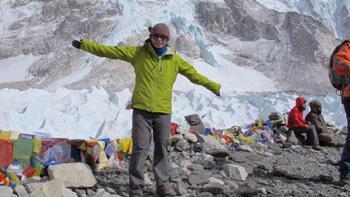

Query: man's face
<box><xmin>150</xmin><ymin>32</ymin><xmax>169</xmax><ymax>48</ymax></box>
<box><xmin>315</xmin><ymin>106</ymin><xmax>322</xmax><ymax>114</ymax></box>
<box><xmin>300</xmin><ymin>102</ymin><xmax>306</xmax><ymax>111</ymax></box>
<box><xmin>310</xmin><ymin>103</ymin><xmax>322</xmax><ymax>114</ymax></box>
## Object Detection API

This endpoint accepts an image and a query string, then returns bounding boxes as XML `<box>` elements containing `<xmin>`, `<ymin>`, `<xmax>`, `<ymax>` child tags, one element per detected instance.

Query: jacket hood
<box><xmin>296</xmin><ymin>97</ymin><xmax>306</xmax><ymax>110</ymax></box>
<box><xmin>309</xmin><ymin>100</ymin><xmax>322</xmax><ymax>114</ymax></box>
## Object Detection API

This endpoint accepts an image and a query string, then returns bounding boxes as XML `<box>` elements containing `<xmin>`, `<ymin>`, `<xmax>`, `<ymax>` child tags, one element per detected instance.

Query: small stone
<box><xmin>175</xmin><ymin>139</ymin><xmax>190</xmax><ymax>152</ymax></box>
<box><xmin>184</xmin><ymin>132</ymin><xmax>197</xmax><ymax>143</ymax></box>
<box><xmin>223</xmin><ymin>164</ymin><xmax>248</xmax><ymax>181</ymax></box>
<box><xmin>197</xmin><ymin>192</ymin><xmax>214</xmax><ymax>197</ymax></box>
<box><xmin>144</xmin><ymin>173</ymin><xmax>153</xmax><ymax>186</ymax></box>
<box><xmin>226</xmin><ymin>180</ymin><xmax>239</xmax><ymax>190</ymax></box>
<box><xmin>188</xmin><ymin>164</ymin><xmax>204</xmax><ymax>172</ymax></box>
<box><xmin>22</xmin><ymin>176</ymin><xmax>41</xmax><ymax>184</ymax></box>
<box><xmin>257</xmin><ymin>187</ymin><xmax>267</xmax><ymax>194</ymax></box>
<box><xmin>240</xmin><ymin>145</ymin><xmax>254</xmax><ymax>152</ymax></box>
<box><xmin>208</xmin><ymin>177</ymin><xmax>224</xmax><ymax>185</ymax></box>
<box><xmin>203</xmin><ymin>183</ymin><xmax>224</xmax><ymax>195</ymax></box>
<box><xmin>87</xmin><ymin>189</ymin><xmax>96</xmax><ymax>196</ymax></box>
<box><xmin>175</xmin><ymin>183</ymin><xmax>187</xmax><ymax>195</ymax></box>
<box><xmin>73</xmin><ymin>188</ymin><xmax>87</xmax><ymax>197</ymax></box>
<box><xmin>105</xmin><ymin>187</ymin><xmax>116</xmax><ymax>194</ymax></box>
<box><xmin>15</xmin><ymin>185</ymin><xmax>28</xmax><ymax>197</ymax></box>
<box><xmin>188</xmin><ymin>172</ymin><xmax>211</xmax><ymax>185</ymax></box>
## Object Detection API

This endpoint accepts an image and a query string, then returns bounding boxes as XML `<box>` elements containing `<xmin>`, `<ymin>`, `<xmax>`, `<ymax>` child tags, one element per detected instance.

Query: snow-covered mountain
<box><xmin>256</xmin><ymin>0</ymin><xmax>350</xmax><ymax>39</ymax></box>
<box><xmin>0</xmin><ymin>0</ymin><xmax>343</xmax><ymax>93</ymax></box>
<box><xmin>0</xmin><ymin>0</ymin><xmax>348</xmax><ymax>138</ymax></box>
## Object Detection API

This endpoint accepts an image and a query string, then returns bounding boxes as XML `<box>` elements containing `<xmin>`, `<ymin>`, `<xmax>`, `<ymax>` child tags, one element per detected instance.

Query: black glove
<box><xmin>215</xmin><ymin>90</ymin><xmax>221</xmax><ymax>97</ymax></box>
<box><xmin>72</xmin><ymin>40</ymin><xmax>81</xmax><ymax>49</ymax></box>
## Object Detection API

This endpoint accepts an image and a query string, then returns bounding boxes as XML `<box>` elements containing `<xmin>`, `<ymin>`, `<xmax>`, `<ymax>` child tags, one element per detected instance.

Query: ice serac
<box><xmin>195</xmin><ymin>0</ymin><xmax>338</xmax><ymax>95</ymax></box>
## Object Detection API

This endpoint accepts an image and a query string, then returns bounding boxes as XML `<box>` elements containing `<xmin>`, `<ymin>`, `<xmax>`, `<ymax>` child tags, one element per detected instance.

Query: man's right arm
<box><xmin>72</xmin><ymin>38</ymin><xmax>139</xmax><ymax>63</ymax></box>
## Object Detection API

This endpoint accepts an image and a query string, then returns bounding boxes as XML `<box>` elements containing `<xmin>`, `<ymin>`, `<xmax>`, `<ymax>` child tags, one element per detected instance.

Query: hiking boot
<box><xmin>157</xmin><ymin>186</ymin><xmax>176</xmax><ymax>196</ymax></box>
<box><xmin>311</xmin><ymin>144</ymin><xmax>322</xmax><ymax>151</ymax></box>
<box><xmin>340</xmin><ymin>175</ymin><xmax>350</xmax><ymax>185</ymax></box>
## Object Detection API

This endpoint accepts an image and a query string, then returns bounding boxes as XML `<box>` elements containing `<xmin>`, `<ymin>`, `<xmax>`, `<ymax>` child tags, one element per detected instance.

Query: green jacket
<box><xmin>80</xmin><ymin>38</ymin><xmax>221</xmax><ymax>114</ymax></box>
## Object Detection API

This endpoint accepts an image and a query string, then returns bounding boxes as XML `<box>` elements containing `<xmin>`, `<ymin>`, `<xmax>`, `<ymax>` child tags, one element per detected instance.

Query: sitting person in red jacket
<box><xmin>287</xmin><ymin>97</ymin><xmax>322</xmax><ymax>150</ymax></box>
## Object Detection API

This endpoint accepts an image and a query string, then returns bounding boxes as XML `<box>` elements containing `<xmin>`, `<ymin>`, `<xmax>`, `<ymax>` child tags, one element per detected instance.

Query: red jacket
<box><xmin>288</xmin><ymin>97</ymin><xmax>307</xmax><ymax>129</ymax></box>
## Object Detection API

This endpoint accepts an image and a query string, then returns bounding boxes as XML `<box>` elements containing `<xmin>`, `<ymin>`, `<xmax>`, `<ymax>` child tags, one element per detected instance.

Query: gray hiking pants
<box><xmin>293</xmin><ymin>125</ymin><xmax>319</xmax><ymax>145</ymax></box>
<box><xmin>129</xmin><ymin>109</ymin><xmax>171</xmax><ymax>196</ymax></box>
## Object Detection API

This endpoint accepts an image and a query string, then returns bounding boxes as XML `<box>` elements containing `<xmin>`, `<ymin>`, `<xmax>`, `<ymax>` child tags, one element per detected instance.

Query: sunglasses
<box><xmin>151</xmin><ymin>33</ymin><xmax>169</xmax><ymax>41</ymax></box>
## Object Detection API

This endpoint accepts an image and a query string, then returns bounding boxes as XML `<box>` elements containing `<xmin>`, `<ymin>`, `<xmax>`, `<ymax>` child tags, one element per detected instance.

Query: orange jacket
<box><xmin>333</xmin><ymin>42</ymin><xmax>350</xmax><ymax>98</ymax></box>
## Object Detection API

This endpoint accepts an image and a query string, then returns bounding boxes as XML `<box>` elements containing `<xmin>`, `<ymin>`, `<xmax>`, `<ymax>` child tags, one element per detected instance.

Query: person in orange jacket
<box><xmin>287</xmin><ymin>97</ymin><xmax>322</xmax><ymax>150</ymax></box>
<box><xmin>333</xmin><ymin>40</ymin><xmax>350</xmax><ymax>184</ymax></box>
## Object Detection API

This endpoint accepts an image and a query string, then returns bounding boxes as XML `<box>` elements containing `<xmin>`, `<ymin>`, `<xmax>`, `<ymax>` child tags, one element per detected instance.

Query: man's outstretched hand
<box><xmin>72</xmin><ymin>40</ymin><xmax>81</xmax><ymax>49</ymax></box>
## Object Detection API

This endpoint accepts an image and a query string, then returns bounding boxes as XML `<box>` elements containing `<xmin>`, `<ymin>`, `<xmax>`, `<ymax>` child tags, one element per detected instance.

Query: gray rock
<box><xmin>25</xmin><ymin>182</ymin><xmax>45</xmax><ymax>193</ymax></box>
<box><xmin>203</xmin><ymin>183</ymin><xmax>224</xmax><ymax>195</ymax></box>
<box><xmin>226</xmin><ymin>180</ymin><xmax>239</xmax><ymax>190</ymax></box>
<box><xmin>287</xmin><ymin>130</ymin><xmax>300</xmax><ymax>145</ymax></box>
<box><xmin>188</xmin><ymin>172</ymin><xmax>211</xmax><ymax>185</ymax></box>
<box><xmin>22</xmin><ymin>176</ymin><xmax>41</xmax><ymax>184</ymax></box>
<box><xmin>188</xmin><ymin>164</ymin><xmax>205</xmax><ymax>172</ymax></box>
<box><xmin>175</xmin><ymin>182</ymin><xmax>187</xmax><ymax>195</ymax></box>
<box><xmin>200</xmin><ymin>135</ymin><xmax>226</xmax><ymax>151</ymax></box>
<box><xmin>208</xmin><ymin>177</ymin><xmax>225</xmax><ymax>185</ymax></box>
<box><xmin>15</xmin><ymin>185</ymin><xmax>28</xmax><ymax>197</ymax></box>
<box><xmin>87</xmin><ymin>189</ymin><xmax>96</xmax><ymax>196</ymax></box>
<box><xmin>202</xmin><ymin>159</ymin><xmax>215</xmax><ymax>170</ymax></box>
<box><xmin>183</xmin><ymin>132</ymin><xmax>198</xmax><ymax>143</ymax></box>
<box><xmin>257</xmin><ymin>187</ymin><xmax>267</xmax><ymax>195</ymax></box>
<box><xmin>144</xmin><ymin>173</ymin><xmax>153</xmax><ymax>186</ymax></box>
<box><xmin>339</xmin><ymin>192</ymin><xmax>349</xmax><ymax>197</ymax></box>
<box><xmin>29</xmin><ymin>180</ymin><xmax>78</xmax><ymax>197</ymax></box>
<box><xmin>93</xmin><ymin>190</ymin><xmax>121</xmax><ymax>197</ymax></box>
<box><xmin>197</xmin><ymin>192</ymin><xmax>214</xmax><ymax>197</ymax></box>
<box><xmin>175</xmin><ymin>139</ymin><xmax>190</xmax><ymax>152</ymax></box>
<box><xmin>223</xmin><ymin>164</ymin><xmax>248</xmax><ymax>181</ymax></box>
<box><xmin>48</xmin><ymin>163</ymin><xmax>97</xmax><ymax>188</ymax></box>
<box><xmin>73</xmin><ymin>188</ymin><xmax>87</xmax><ymax>197</ymax></box>
<box><xmin>240</xmin><ymin>145</ymin><xmax>254</xmax><ymax>152</ymax></box>
<box><xmin>169</xmin><ymin>167</ymin><xmax>180</xmax><ymax>180</ymax></box>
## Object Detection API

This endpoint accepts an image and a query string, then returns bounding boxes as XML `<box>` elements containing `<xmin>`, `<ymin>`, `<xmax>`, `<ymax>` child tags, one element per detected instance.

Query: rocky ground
<box><xmin>2</xmin><ymin>130</ymin><xmax>350</xmax><ymax>197</ymax></box>
<box><xmin>93</xmin><ymin>131</ymin><xmax>350</xmax><ymax>197</ymax></box>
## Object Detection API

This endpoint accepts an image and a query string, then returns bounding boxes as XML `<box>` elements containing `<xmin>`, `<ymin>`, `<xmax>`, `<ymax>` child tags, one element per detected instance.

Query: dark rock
<box><xmin>209</xmin><ymin>148</ymin><xmax>230</xmax><ymax>158</ymax></box>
